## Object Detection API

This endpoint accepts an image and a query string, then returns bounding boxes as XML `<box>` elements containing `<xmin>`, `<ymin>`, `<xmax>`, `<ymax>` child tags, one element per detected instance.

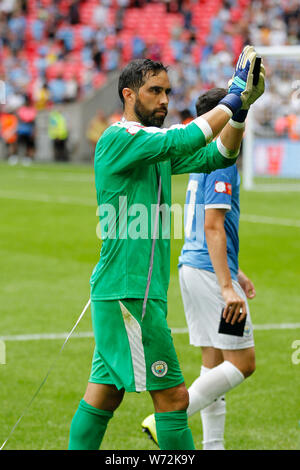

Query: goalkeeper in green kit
<box><xmin>68</xmin><ymin>46</ymin><xmax>265</xmax><ymax>450</ymax></box>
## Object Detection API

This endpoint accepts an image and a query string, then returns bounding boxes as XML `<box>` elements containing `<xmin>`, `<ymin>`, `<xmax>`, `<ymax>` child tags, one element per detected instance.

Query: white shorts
<box><xmin>179</xmin><ymin>265</ymin><xmax>255</xmax><ymax>350</ymax></box>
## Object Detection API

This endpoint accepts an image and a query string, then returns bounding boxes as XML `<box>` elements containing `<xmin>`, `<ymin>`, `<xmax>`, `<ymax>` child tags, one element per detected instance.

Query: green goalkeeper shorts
<box><xmin>89</xmin><ymin>298</ymin><xmax>184</xmax><ymax>392</ymax></box>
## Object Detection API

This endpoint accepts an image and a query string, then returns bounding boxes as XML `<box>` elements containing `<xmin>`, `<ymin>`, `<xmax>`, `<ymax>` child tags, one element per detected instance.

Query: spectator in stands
<box><xmin>57</xmin><ymin>25</ymin><xmax>74</xmax><ymax>54</ymax></box>
<box><xmin>33</xmin><ymin>80</ymin><xmax>50</xmax><ymax>111</ymax></box>
<box><xmin>48</xmin><ymin>73</ymin><xmax>66</xmax><ymax>104</ymax></box>
<box><xmin>45</xmin><ymin>11</ymin><xmax>58</xmax><ymax>40</ymax></box>
<box><xmin>65</xmin><ymin>74</ymin><xmax>79</xmax><ymax>102</ymax></box>
<box><xmin>117</xmin><ymin>0</ymin><xmax>129</xmax><ymax>7</ymax></box>
<box><xmin>165</xmin><ymin>0</ymin><xmax>183</xmax><ymax>14</ymax></box>
<box><xmin>7</xmin><ymin>7</ymin><xmax>26</xmax><ymax>49</ymax></box>
<box><xmin>32</xmin><ymin>16</ymin><xmax>45</xmax><ymax>42</ymax></box>
<box><xmin>86</xmin><ymin>110</ymin><xmax>108</xmax><ymax>153</ymax></box>
<box><xmin>0</xmin><ymin>105</ymin><xmax>18</xmax><ymax>164</ymax></box>
<box><xmin>170</xmin><ymin>32</ymin><xmax>185</xmax><ymax>62</ymax></box>
<box><xmin>275</xmin><ymin>113</ymin><xmax>300</xmax><ymax>141</ymax></box>
<box><xmin>0</xmin><ymin>0</ymin><xmax>16</xmax><ymax>18</ymax></box>
<box><xmin>48</xmin><ymin>107</ymin><xmax>69</xmax><ymax>162</ymax></box>
<box><xmin>92</xmin><ymin>40</ymin><xmax>103</xmax><ymax>71</ymax></box>
<box><xmin>69</xmin><ymin>0</ymin><xmax>80</xmax><ymax>25</ymax></box>
<box><xmin>115</xmin><ymin>0</ymin><xmax>129</xmax><ymax>31</ymax></box>
<box><xmin>182</xmin><ymin>1</ymin><xmax>192</xmax><ymax>29</ymax></box>
<box><xmin>146</xmin><ymin>39</ymin><xmax>162</xmax><ymax>62</ymax></box>
<box><xmin>19</xmin><ymin>0</ymin><xmax>27</xmax><ymax>15</ymax></box>
<box><xmin>104</xmin><ymin>41</ymin><xmax>121</xmax><ymax>72</ymax></box>
<box><xmin>94</xmin><ymin>1</ymin><xmax>109</xmax><ymax>28</ymax></box>
<box><xmin>16</xmin><ymin>95</ymin><xmax>37</xmax><ymax>165</ymax></box>
<box><xmin>132</xmin><ymin>34</ymin><xmax>146</xmax><ymax>59</ymax></box>
<box><xmin>0</xmin><ymin>0</ymin><xmax>297</xmax><ymax>146</ymax></box>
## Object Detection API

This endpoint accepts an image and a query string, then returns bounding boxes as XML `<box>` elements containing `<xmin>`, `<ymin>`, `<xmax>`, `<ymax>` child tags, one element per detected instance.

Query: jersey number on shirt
<box><xmin>185</xmin><ymin>179</ymin><xmax>199</xmax><ymax>238</ymax></box>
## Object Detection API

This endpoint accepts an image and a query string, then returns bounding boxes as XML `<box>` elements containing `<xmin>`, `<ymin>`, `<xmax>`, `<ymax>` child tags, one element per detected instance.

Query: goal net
<box><xmin>242</xmin><ymin>45</ymin><xmax>300</xmax><ymax>191</ymax></box>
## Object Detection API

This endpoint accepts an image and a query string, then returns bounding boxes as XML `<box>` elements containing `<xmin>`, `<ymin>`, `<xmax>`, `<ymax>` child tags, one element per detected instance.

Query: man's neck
<box><xmin>123</xmin><ymin>110</ymin><xmax>141</xmax><ymax>124</ymax></box>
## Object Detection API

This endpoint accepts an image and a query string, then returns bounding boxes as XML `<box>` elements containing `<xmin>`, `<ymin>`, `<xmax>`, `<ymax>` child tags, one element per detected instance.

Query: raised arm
<box><xmin>172</xmin><ymin>46</ymin><xmax>265</xmax><ymax>174</ymax></box>
<box><xmin>171</xmin><ymin>122</ymin><xmax>245</xmax><ymax>175</ymax></box>
<box><xmin>100</xmin><ymin>45</ymin><xmax>265</xmax><ymax>175</ymax></box>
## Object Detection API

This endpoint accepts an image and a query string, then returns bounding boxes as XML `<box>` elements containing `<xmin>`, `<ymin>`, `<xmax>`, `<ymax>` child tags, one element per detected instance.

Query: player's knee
<box><xmin>109</xmin><ymin>387</ymin><xmax>125</xmax><ymax>410</ymax></box>
<box><xmin>84</xmin><ymin>383</ymin><xmax>124</xmax><ymax>412</ymax></box>
<box><xmin>172</xmin><ymin>384</ymin><xmax>190</xmax><ymax>411</ymax></box>
<box><xmin>241</xmin><ymin>357</ymin><xmax>256</xmax><ymax>378</ymax></box>
<box><xmin>151</xmin><ymin>383</ymin><xmax>189</xmax><ymax>412</ymax></box>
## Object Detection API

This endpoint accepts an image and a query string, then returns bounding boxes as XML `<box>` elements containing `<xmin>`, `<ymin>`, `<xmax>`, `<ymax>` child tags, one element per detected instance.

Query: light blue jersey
<box><xmin>179</xmin><ymin>165</ymin><xmax>240</xmax><ymax>280</ymax></box>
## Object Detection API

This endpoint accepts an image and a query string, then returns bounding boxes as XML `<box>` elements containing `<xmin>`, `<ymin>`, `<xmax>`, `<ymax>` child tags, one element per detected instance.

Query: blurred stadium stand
<box><xmin>0</xmin><ymin>0</ymin><xmax>299</xmax><ymax>162</ymax></box>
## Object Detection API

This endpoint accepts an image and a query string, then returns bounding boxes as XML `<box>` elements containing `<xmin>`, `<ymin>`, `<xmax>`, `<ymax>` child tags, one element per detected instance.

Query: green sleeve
<box><xmin>97</xmin><ymin>120</ymin><xmax>209</xmax><ymax>173</ymax></box>
<box><xmin>171</xmin><ymin>140</ymin><xmax>238</xmax><ymax>175</ymax></box>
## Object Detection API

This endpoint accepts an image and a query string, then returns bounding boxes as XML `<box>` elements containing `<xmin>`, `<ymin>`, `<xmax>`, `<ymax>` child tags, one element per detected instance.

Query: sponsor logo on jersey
<box><xmin>215</xmin><ymin>181</ymin><xmax>232</xmax><ymax>195</ymax></box>
<box><xmin>151</xmin><ymin>361</ymin><xmax>168</xmax><ymax>377</ymax></box>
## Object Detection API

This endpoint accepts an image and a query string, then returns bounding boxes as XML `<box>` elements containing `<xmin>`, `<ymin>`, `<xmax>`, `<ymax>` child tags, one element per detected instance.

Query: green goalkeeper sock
<box><xmin>155</xmin><ymin>410</ymin><xmax>195</xmax><ymax>450</ymax></box>
<box><xmin>68</xmin><ymin>399</ymin><xmax>113</xmax><ymax>450</ymax></box>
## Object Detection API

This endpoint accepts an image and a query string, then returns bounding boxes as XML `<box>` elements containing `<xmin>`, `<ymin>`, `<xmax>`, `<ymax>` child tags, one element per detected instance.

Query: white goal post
<box><xmin>243</xmin><ymin>45</ymin><xmax>300</xmax><ymax>190</ymax></box>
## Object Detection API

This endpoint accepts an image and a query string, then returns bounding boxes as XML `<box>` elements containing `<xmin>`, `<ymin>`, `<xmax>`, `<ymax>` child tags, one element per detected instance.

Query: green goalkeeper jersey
<box><xmin>90</xmin><ymin>117</ymin><xmax>238</xmax><ymax>302</ymax></box>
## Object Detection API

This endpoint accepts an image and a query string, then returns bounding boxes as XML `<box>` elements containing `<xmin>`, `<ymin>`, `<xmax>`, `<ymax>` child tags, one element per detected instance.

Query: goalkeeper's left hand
<box><xmin>228</xmin><ymin>45</ymin><xmax>257</xmax><ymax>109</ymax></box>
<box><xmin>242</xmin><ymin>61</ymin><xmax>265</xmax><ymax>109</ymax></box>
<box><xmin>229</xmin><ymin>57</ymin><xmax>265</xmax><ymax>123</ymax></box>
<box><xmin>218</xmin><ymin>45</ymin><xmax>257</xmax><ymax>115</ymax></box>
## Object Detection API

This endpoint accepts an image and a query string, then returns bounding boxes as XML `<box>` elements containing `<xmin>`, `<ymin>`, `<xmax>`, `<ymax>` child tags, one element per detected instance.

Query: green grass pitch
<box><xmin>0</xmin><ymin>161</ymin><xmax>299</xmax><ymax>450</ymax></box>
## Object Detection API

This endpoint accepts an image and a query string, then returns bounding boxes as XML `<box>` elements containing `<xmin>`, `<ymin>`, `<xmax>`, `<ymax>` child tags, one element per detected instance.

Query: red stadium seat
<box><xmin>46</xmin><ymin>62</ymin><xmax>65</xmax><ymax>80</ymax></box>
<box><xmin>3</xmin><ymin>0</ymin><xmax>253</xmax><ymax>103</ymax></box>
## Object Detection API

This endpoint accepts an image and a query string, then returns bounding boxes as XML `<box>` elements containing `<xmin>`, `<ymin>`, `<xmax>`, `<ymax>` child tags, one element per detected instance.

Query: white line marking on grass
<box><xmin>173</xmin><ymin>323</ymin><xmax>300</xmax><ymax>333</ymax></box>
<box><xmin>0</xmin><ymin>190</ymin><xmax>96</xmax><ymax>207</ymax></box>
<box><xmin>1</xmin><ymin>323</ymin><xmax>300</xmax><ymax>342</ymax></box>
<box><xmin>251</xmin><ymin>184</ymin><xmax>300</xmax><ymax>192</ymax></box>
<box><xmin>253</xmin><ymin>323</ymin><xmax>300</xmax><ymax>330</ymax></box>
<box><xmin>16</xmin><ymin>171</ymin><xmax>94</xmax><ymax>183</ymax></box>
<box><xmin>0</xmin><ymin>190</ymin><xmax>300</xmax><ymax>228</ymax></box>
<box><xmin>0</xmin><ymin>332</ymin><xmax>95</xmax><ymax>341</ymax></box>
<box><xmin>240</xmin><ymin>214</ymin><xmax>300</xmax><ymax>228</ymax></box>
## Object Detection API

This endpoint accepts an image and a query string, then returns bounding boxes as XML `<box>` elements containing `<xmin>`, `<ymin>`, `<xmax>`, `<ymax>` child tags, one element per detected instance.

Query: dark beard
<box><xmin>134</xmin><ymin>97</ymin><xmax>167</xmax><ymax>128</ymax></box>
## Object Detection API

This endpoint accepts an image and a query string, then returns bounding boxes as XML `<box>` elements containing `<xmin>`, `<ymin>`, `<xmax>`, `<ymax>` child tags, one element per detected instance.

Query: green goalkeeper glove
<box><xmin>230</xmin><ymin>59</ymin><xmax>266</xmax><ymax>123</ymax></box>
<box><xmin>228</xmin><ymin>54</ymin><xmax>265</xmax><ymax>111</ymax></box>
<box><xmin>219</xmin><ymin>45</ymin><xmax>257</xmax><ymax>114</ymax></box>
<box><xmin>243</xmin><ymin>61</ymin><xmax>265</xmax><ymax>109</ymax></box>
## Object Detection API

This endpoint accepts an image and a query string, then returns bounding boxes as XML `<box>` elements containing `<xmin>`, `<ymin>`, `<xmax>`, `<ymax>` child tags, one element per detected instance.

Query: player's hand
<box><xmin>243</xmin><ymin>61</ymin><xmax>265</xmax><ymax>109</ymax></box>
<box><xmin>237</xmin><ymin>270</ymin><xmax>256</xmax><ymax>299</ymax></box>
<box><xmin>222</xmin><ymin>287</ymin><xmax>247</xmax><ymax>325</ymax></box>
<box><xmin>227</xmin><ymin>45</ymin><xmax>257</xmax><ymax>109</ymax></box>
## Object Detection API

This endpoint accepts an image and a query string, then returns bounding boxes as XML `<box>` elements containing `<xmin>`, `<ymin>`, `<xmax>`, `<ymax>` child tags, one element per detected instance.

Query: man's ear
<box><xmin>122</xmin><ymin>87</ymin><xmax>136</xmax><ymax>105</ymax></box>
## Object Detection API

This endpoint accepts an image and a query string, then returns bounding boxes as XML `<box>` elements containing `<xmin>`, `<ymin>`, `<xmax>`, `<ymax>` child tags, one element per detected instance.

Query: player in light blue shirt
<box><xmin>141</xmin><ymin>90</ymin><xmax>257</xmax><ymax>450</ymax></box>
<box><xmin>177</xmin><ymin>88</ymin><xmax>257</xmax><ymax>450</ymax></box>
<box><xmin>179</xmin><ymin>164</ymin><xmax>240</xmax><ymax>281</ymax></box>
<box><xmin>142</xmin><ymin>55</ymin><xmax>266</xmax><ymax>448</ymax></box>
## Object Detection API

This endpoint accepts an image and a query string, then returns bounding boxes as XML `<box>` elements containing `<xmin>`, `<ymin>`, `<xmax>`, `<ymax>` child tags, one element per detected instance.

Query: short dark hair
<box><xmin>196</xmin><ymin>87</ymin><xmax>227</xmax><ymax>117</ymax></box>
<box><xmin>180</xmin><ymin>108</ymin><xmax>193</xmax><ymax>121</ymax></box>
<box><xmin>118</xmin><ymin>59</ymin><xmax>168</xmax><ymax>106</ymax></box>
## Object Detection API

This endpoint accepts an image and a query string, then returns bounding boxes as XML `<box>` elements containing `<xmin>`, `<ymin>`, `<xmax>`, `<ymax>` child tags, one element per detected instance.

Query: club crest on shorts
<box><xmin>244</xmin><ymin>322</ymin><xmax>252</xmax><ymax>337</ymax></box>
<box><xmin>151</xmin><ymin>361</ymin><xmax>168</xmax><ymax>377</ymax></box>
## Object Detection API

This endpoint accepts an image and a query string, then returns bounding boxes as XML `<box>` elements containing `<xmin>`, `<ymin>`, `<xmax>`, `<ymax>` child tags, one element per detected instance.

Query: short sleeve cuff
<box><xmin>193</xmin><ymin>116</ymin><xmax>213</xmax><ymax>143</ymax></box>
<box><xmin>205</xmin><ymin>203</ymin><xmax>231</xmax><ymax>211</ymax></box>
<box><xmin>216</xmin><ymin>136</ymin><xmax>240</xmax><ymax>159</ymax></box>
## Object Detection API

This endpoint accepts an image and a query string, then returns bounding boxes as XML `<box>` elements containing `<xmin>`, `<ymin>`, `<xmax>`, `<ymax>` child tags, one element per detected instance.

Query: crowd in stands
<box><xmin>246</xmin><ymin>0</ymin><xmax>300</xmax><ymax>140</ymax></box>
<box><xmin>1</xmin><ymin>0</ymin><xmax>300</xmax><ymax>163</ymax></box>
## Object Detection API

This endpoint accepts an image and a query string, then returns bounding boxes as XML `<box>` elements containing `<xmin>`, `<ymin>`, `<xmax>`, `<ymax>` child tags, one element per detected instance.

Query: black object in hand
<box><xmin>218</xmin><ymin>308</ymin><xmax>246</xmax><ymax>337</ymax></box>
<box><xmin>253</xmin><ymin>56</ymin><xmax>261</xmax><ymax>86</ymax></box>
